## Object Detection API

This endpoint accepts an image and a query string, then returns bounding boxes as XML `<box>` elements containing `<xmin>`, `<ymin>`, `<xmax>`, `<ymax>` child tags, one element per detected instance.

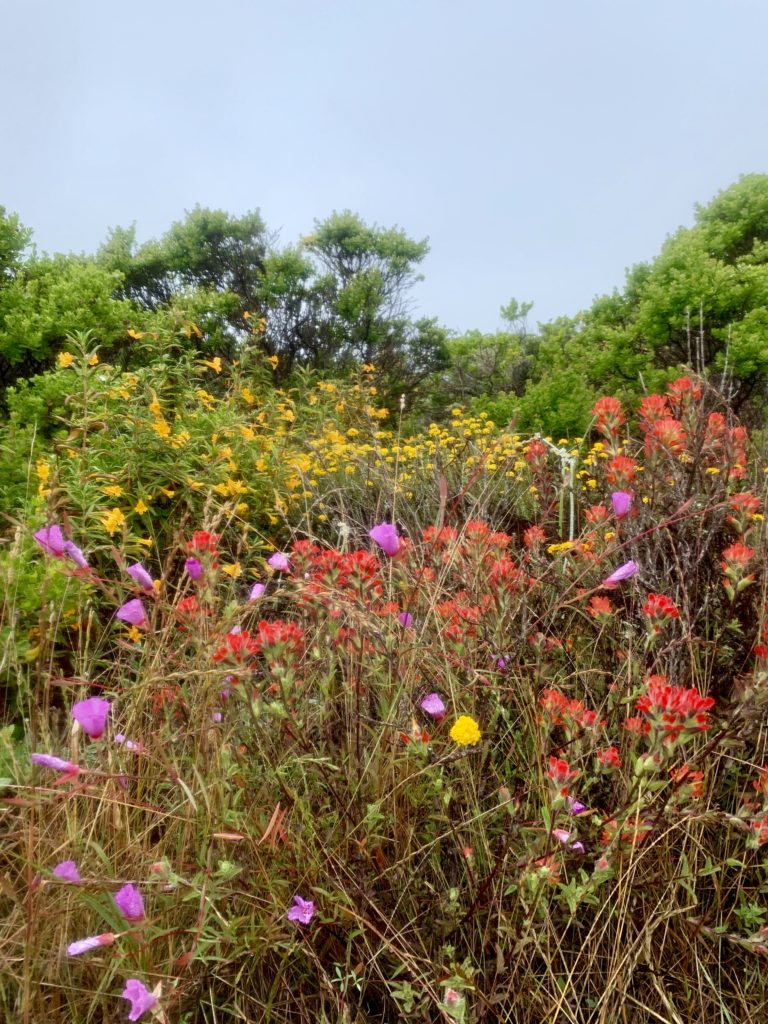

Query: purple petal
<box><xmin>611</xmin><ymin>491</ymin><xmax>633</xmax><ymax>519</ymax></box>
<box><xmin>127</xmin><ymin>563</ymin><xmax>155</xmax><ymax>594</ymax></box>
<box><xmin>71</xmin><ymin>697</ymin><xmax>110</xmax><ymax>739</ymax></box>
<box><xmin>114</xmin><ymin>883</ymin><xmax>145</xmax><ymax>922</ymax></box>
<box><xmin>121</xmin><ymin>979</ymin><xmax>158</xmax><ymax>1022</ymax></box>
<box><xmin>420</xmin><ymin>693</ymin><xmax>446</xmax><ymax>719</ymax></box>
<box><xmin>63</xmin><ymin>540</ymin><xmax>89</xmax><ymax>569</ymax></box>
<box><xmin>369</xmin><ymin>522</ymin><xmax>400</xmax><ymax>557</ymax></box>
<box><xmin>53</xmin><ymin>860</ymin><xmax>81</xmax><ymax>883</ymax></box>
<box><xmin>398</xmin><ymin>611</ymin><xmax>413</xmax><ymax>628</ymax></box>
<box><xmin>31</xmin><ymin>753</ymin><xmax>80</xmax><ymax>774</ymax></box>
<box><xmin>184</xmin><ymin>558</ymin><xmax>203</xmax><ymax>580</ymax></box>
<box><xmin>115</xmin><ymin>599</ymin><xmax>147</xmax><ymax>627</ymax></box>
<box><xmin>602</xmin><ymin>560</ymin><xmax>638</xmax><ymax>587</ymax></box>
<box><xmin>286</xmin><ymin>894</ymin><xmax>315</xmax><ymax>924</ymax></box>
<box><xmin>34</xmin><ymin>524</ymin><xmax>66</xmax><ymax>557</ymax></box>
<box><xmin>267</xmin><ymin>552</ymin><xmax>290</xmax><ymax>572</ymax></box>
<box><xmin>249</xmin><ymin>582</ymin><xmax>266</xmax><ymax>601</ymax></box>
<box><xmin>67</xmin><ymin>933</ymin><xmax>115</xmax><ymax>956</ymax></box>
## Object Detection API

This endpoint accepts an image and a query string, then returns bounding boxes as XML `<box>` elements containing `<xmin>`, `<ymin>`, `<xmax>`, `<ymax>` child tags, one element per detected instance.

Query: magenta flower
<box><xmin>31</xmin><ymin>753</ymin><xmax>80</xmax><ymax>775</ymax></box>
<box><xmin>369</xmin><ymin>522</ymin><xmax>400</xmax><ymax>557</ymax></box>
<box><xmin>602</xmin><ymin>560</ymin><xmax>638</xmax><ymax>587</ymax></box>
<box><xmin>553</xmin><ymin>828</ymin><xmax>585</xmax><ymax>853</ymax></box>
<box><xmin>114</xmin><ymin>883</ymin><xmax>145</xmax><ymax>922</ymax></box>
<box><xmin>63</xmin><ymin>540</ymin><xmax>89</xmax><ymax>569</ymax></box>
<box><xmin>495</xmin><ymin>655</ymin><xmax>509</xmax><ymax>674</ymax></box>
<box><xmin>420</xmin><ymin>693</ymin><xmax>446</xmax><ymax>720</ymax></box>
<box><xmin>611</xmin><ymin>491</ymin><xmax>633</xmax><ymax>519</ymax></box>
<box><xmin>116</xmin><ymin>599</ymin><xmax>147</xmax><ymax>627</ymax></box>
<box><xmin>71</xmin><ymin>697</ymin><xmax>110</xmax><ymax>739</ymax></box>
<box><xmin>567</xmin><ymin>796</ymin><xmax>588</xmax><ymax>816</ymax></box>
<box><xmin>114</xmin><ymin>733</ymin><xmax>141</xmax><ymax>752</ymax></box>
<box><xmin>398</xmin><ymin>611</ymin><xmax>414</xmax><ymax>628</ymax></box>
<box><xmin>249</xmin><ymin>582</ymin><xmax>266</xmax><ymax>601</ymax></box>
<box><xmin>127</xmin><ymin>563</ymin><xmax>155</xmax><ymax>594</ymax></box>
<box><xmin>267</xmin><ymin>552</ymin><xmax>290</xmax><ymax>572</ymax></box>
<box><xmin>53</xmin><ymin>860</ymin><xmax>81</xmax><ymax>883</ymax></box>
<box><xmin>184</xmin><ymin>557</ymin><xmax>203</xmax><ymax>580</ymax></box>
<box><xmin>67</xmin><ymin>932</ymin><xmax>116</xmax><ymax>956</ymax></box>
<box><xmin>34</xmin><ymin>524</ymin><xmax>67</xmax><ymax>557</ymax></box>
<box><xmin>286</xmin><ymin>894</ymin><xmax>315</xmax><ymax>925</ymax></box>
<box><xmin>121</xmin><ymin>979</ymin><xmax>158</xmax><ymax>1022</ymax></box>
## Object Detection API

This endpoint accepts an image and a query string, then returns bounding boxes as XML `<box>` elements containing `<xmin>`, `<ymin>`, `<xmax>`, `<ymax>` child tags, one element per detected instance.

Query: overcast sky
<box><xmin>2</xmin><ymin>0</ymin><xmax>767</xmax><ymax>333</ymax></box>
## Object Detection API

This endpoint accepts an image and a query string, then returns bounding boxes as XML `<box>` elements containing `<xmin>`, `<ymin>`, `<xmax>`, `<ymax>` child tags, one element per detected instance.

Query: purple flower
<box><xmin>71</xmin><ymin>697</ymin><xmax>110</xmax><ymax>739</ymax></box>
<box><xmin>602</xmin><ymin>560</ymin><xmax>638</xmax><ymax>588</ymax></box>
<box><xmin>127</xmin><ymin>563</ymin><xmax>155</xmax><ymax>594</ymax></box>
<box><xmin>495</xmin><ymin>655</ymin><xmax>509</xmax><ymax>674</ymax></box>
<box><xmin>567</xmin><ymin>796</ymin><xmax>588</xmax><ymax>816</ymax></box>
<box><xmin>398</xmin><ymin>611</ymin><xmax>413</xmax><ymax>628</ymax></box>
<box><xmin>211</xmin><ymin>711</ymin><xmax>223</xmax><ymax>723</ymax></box>
<box><xmin>611</xmin><ymin>491</ymin><xmax>633</xmax><ymax>519</ymax></box>
<box><xmin>286</xmin><ymin>894</ymin><xmax>315</xmax><ymax>925</ymax></box>
<box><xmin>114</xmin><ymin>733</ymin><xmax>141</xmax><ymax>752</ymax></box>
<box><xmin>184</xmin><ymin>557</ymin><xmax>203</xmax><ymax>580</ymax></box>
<box><xmin>114</xmin><ymin>883</ymin><xmax>145</xmax><ymax>922</ymax></box>
<box><xmin>121</xmin><ymin>979</ymin><xmax>158</xmax><ymax>1022</ymax></box>
<box><xmin>67</xmin><ymin>932</ymin><xmax>115</xmax><ymax>956</ymax></box>
<box><xmin>63</xmin><ymin>540</ymin><xmax>89</xmax><ymax>569</ymax></box>
<box><xmin>53</xmin><ymin>860</ymin><xmax>81</xmax><ymax>883</ymax></box>
<box><xmin>369</xmin><ymin>522</ymin><xmax>400</xmax><ymax>557</ymax></box>
<box><xmin>267</xmin><ymin>552</ymin><xmax>290</xmax><ymax>572</ymax></box>
<box><xmin>116</xmin><ymin>599</ymin><xmax>147</xmax><ymax>628</ymax></box>
<box><xmin>553</xmin><ymin>828</ymin><xmax>585</xmax><ymax>853</ymax></box>
<box><xmin>31</xmin><ymin>753</ymin><xmax>80</xmax><ymax>775</ymax></box>
<box><xmin>249</xmin><ymin>582</ymin><xmax>266</xmax><ymax>601</ymax></box>
<box><xmin>34</xmin><ymin>524</ymin><xmax>67</xmax><ymax>557</ymax></box>
<box><xmin>420</xmin><ymin>693</ymin><xmax>446</xmax><ymax>720</ymax></box>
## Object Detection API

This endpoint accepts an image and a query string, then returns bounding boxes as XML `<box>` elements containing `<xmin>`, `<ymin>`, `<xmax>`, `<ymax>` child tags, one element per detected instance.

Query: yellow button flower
<box><xmin>450</xmin><ymin>715</ymin><xmax>482</xmax><ymax>746</ymax></box>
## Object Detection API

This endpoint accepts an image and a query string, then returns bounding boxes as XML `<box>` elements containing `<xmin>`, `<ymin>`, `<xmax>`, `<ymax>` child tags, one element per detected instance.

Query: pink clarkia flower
<box><xmin>127</xmin><ymin>563</ymin><xmax>155</xmax><ymax>594</ymax></box>
<box><xmin>71</xmin><ymin>697</ymin><xmax>110</xmax><ymax>739</ymax></box>
<box><xmin>63</xmin><ymin>540</ymin><xmax>89</xmax><ymax>569</ymax></box>
<box><xmin>249</xmin><ymin>582</ymin><xmax>266</xmax><ymax>601</ymax></box>
<box><xmin>114</xmin><ymin>883</ymin><xmax>145</xmax><ymax>922</ymax></box>
<box><xmin>398</xmin><ymin>611</ymin><xmax>413</xmax><ymax>628</ymax></box>
<box><xmin>567</xmin><ymin>796</ymin><xmax>588</xmax><ymax>816</ymax></box>
<box><xmin>34</xmin><ymin>524</ymin><xmax>67</xmax><ymax>557</ymax></box>
<box><xmin>286</xmin><ymin>894</ymin><xmax>315</xmax><ymax>924</ymax></box>
<box><xmin>114</xmin><ymin>733</ymin><xmax>142</xmax><ymax>752</ymax></box>
<box><xmin>121</xmin><ymin>979</ymin><xmax>158</xmax><ymax>1022</ymax></box>
<box><xmin>420</xmin><ymin>693</ymin><xmax>446</xmax><ymax>720</ymax></box>
<box><xmin>184</xmin><ymin>557</ymin><xmax>203</xmax><ymax>580</ymax></box>
<box><xmin>67</xmin><ymin>932</ymin><xmax>116</xmax><ymax>956</ymax></box>
<box><xmin>369</xmin><ymin>522</ymin><xmax>400</xmax><ymax>557</ymax></box>
<box><xmin>611</xmin><ymin>491</ymin><xmax>633</xmax><ymax>519</ymax></box>
<box><xmin>116</xmin><ymin>599</ymin><xmax>147</xmax><ymax>627</ymax></box>
<box><xmin>119</xmin><ymin>978</ymin><xmax>156</xmax><ymax>1019</ymax></box>
<box><xmin>31</xmin><ymin>753</ymin><xmax>80</xmax><ymax>775</ymax></box>
<box><xmin>553</xmin><ymin>828</ymin><xmax>585</xmax><ymax>853</ymax></box>
<box><xmin>53</xmin><ymin>860</ymin><xmax>81</xmax><ymax>883</ymax></box>
<box><xmin>603</xmin><ymin>560</ymin><xmax>638</xmax><ymax>588</ymax></box>
<box><xmin>267</xmin><ymin>552</ymin><xmax>290</xmax><ymax>572</ymax></box>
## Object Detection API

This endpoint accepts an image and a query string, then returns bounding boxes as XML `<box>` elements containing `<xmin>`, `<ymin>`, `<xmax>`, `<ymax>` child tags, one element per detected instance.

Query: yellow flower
<box><xmin>36</xmin><ymin>460</ymin><xmax>51</xmax><ymax>482</ymax></box>
<box><xmin>199</xmin><ymin>356</ymin><xmax>222</xmax><ymax>373</ymax></box>
<box><xmin>126</xmin><ymin>328</ymin><xmax>146</xmax><ymax>340</ymax></box>
<box><xmin>137</xmin><ymin>537</ymin><xmax>153</xmax><ymax>548</ymax></box>
<box><xmin>57</xmin><ymin>351</ymin><xmax>75</xmax><ymax>369</ymax></box>
<box><xmin>87</xmin><ymin>353</ymin><xmax>99</xmax><ymax>366</ymax></box>
<box><xmin>151</xmin><ymin>419</ymin><xmax>171</xmax><ymax>437</ymax></box>
<box><xmin>267</xmin><ymin>354</ymin><xmax>279</xmax><ymax>369</ymax></box>
<box><xmin>450</xmin><ymin>715</ymin><xmax>482</xmax><ymax>746</ymax></box>
<box><xmin>222</xmin><ymin>562</ymin><xmax>242</xmax><ymax>578</ymax></box>
<box><xmin>102</xmin><ymin>507</ymin><xmax>126</xmax><ymax>535</ymax></box>
<box><xmin>241</xmin><ymin>386</ymin><xmax>255</xmax><ymax>405</ymax></box>
<box><xmin>127</xmin><ymin>625</ymin><xmax>142</xmax><ymax>642</ymax></box>
<box><xmin>134</xmin><ymin>499</ymin><xmax>149</xmax><ymax>514</ymax></box>
<box><xmin>158</xmin><ymin>487</ymin><xmax>176</xmax><ymax>498</ymax></box>
<box><xmin>102</xmin><ymin>485</ymin><xmax>124</xmax><ymax>497</ymax></box>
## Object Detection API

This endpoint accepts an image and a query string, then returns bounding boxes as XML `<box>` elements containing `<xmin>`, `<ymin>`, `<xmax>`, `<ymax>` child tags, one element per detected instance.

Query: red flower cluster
<box><xmin>212</xmin><ymin>630</ymin><xmax>260</xmax><ymax>664</ymax></box>
<box><xmin>634</xmin><ymin>675</ymin><xmax>715</xmax><ymax>740</ymax></box>
<box><xmin>254</xmin><ymin>619</ymin><xmax>304</xmax><ymax>654</ymax></box>
<box><xmin>188</xmin><ymin>531</ymin><xmax>219</xmax><ymax>554</ymax></box>
<box><xmin>642</xmin><ymin>593</ymin><xmax>680</xmax><ymax>632</ymax></box>
<box><xmin>547</xmin><ymin>756</ymin><xmax>579</xmax><ymax>796</ymax></box>
<box><xmin>540</xmin><ymin>688</ymin><xmax>604</xmax><ymax>731</ymax></box>
<box><xmin>605</xmin><ymin>454</ymin><xmax>638</xmax><ymax>488</ymax></box>
<box><xmin>596</xmin><ymin>746</ymin><xmax>621</xmax><ymax>769</ymax></box>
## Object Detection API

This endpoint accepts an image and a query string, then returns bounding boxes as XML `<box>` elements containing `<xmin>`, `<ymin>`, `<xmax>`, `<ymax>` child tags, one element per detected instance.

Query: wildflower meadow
<box><xmin>2</xmin><ymin>341</ymin><xmax>768</xmax><ymax>1024</ymax></box>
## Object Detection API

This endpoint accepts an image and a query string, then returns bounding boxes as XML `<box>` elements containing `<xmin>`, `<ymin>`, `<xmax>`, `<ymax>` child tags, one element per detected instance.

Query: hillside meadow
<box><xmin>2</xmin><ymin>344</ymin><xmax>768</xmax><ymax>1023</ymax></box>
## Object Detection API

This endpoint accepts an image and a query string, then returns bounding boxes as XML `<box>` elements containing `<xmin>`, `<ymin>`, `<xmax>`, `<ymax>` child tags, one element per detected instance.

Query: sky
<box><xmin>2</xmin><ymin>0</ymin><xmax>767</xmax><ymax>334</ymax></box>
